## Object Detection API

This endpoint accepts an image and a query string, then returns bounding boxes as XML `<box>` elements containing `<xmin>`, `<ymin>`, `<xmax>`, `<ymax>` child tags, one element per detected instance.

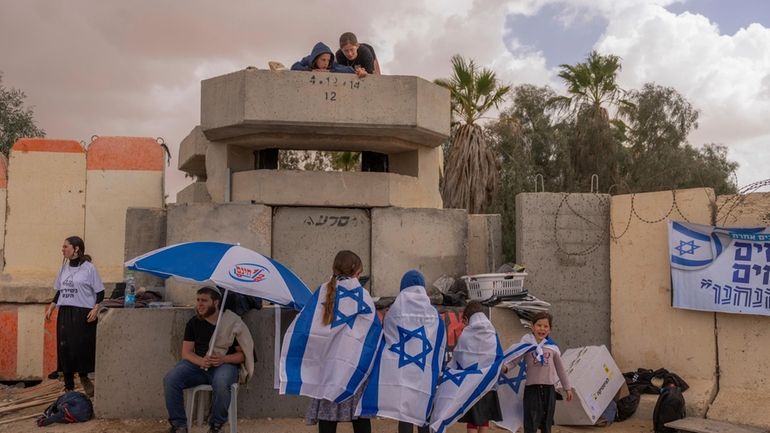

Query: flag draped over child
<box><xmin>279</xmin><ymin>277</ymin><xmax>382</xmax><ymax>402</ymax></box>
<box><xmin>356</xmin><ymin>271</ymin><xmax>446</xmax><ymax>426</ymax></box>
<box><xmin>429</xmin><ymin>313</ymin><xmax>504</xmax><ymax>433</ymax></box>
<box><xmin>494</xmin><ymin>333</ymin><xmax>561</xmax><ymax>432</ymax></box>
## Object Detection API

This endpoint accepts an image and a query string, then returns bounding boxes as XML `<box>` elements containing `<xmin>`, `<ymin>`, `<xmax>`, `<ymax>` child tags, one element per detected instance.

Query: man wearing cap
<box><xmin>163</xmin><ymin>287</ymin><xmax>254</xmax><ymax>433</ymax></box>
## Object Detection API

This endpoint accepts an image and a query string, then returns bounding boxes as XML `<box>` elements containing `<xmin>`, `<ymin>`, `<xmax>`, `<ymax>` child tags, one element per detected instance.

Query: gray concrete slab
<box><xmin>467</xmin><ymin>214</ymin><xmax>504</xmax><ymax>275</ymax></box>
<box><xmin>205</xmin><ymin>142</ymin><xmax>254</xmax><ymax>203</ymax></box>
<box><xmin>176</xmin><ymin>181</ymin><xmax>212</xmax><ymax>204</ymax></box>
<box><xmin>124</xmin><ymin>207</ymin><xmax>167</xmax><ymax>290</ymax></box>
<box><xmin>371</xmin><ymin>208</ymin><xmax>467</xmax><ymax>297</ymax></box>
<box><xmin>166</xmin><ymin>203</ymin><xmax>271</xmax><ymax>254</ymax></box>
<box><xmin>272</xmin><ymin>207</ymin><xmax>371</xmax><ymax>292</ymax></box>
<box><xmin>200</xmin><ymin>69</ymin><xmax>449</xmax><ymax>151</ymax></box>
<box><xmin>178</xmin><ymin>126</ymin><xmax>208</xmax><ymax>178</ymax></box>
<box><xmin>515</xmin><ymin>193</ymin><xmax>610</xmax><ymax>350</ymax></box>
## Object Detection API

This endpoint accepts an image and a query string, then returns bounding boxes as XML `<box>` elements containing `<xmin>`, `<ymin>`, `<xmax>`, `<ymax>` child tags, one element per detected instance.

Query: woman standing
<box><xmin>45</xmin><ymin>236</ymin><xmax>105</xmax><ymax>396</ymax></box>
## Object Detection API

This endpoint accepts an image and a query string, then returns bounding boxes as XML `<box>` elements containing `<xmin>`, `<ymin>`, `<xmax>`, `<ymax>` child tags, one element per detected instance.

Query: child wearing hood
<box><xmin>292</xmin><ymin>42</ymin><xmax>366</xmax><ymax>78</ymax></box>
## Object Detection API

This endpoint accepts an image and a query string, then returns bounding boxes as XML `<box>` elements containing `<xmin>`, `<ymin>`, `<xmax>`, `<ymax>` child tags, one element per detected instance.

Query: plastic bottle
<box><xmin>124</xmin><ymin>271</ymin><xmax>136</xmax><ymax>308</ymax></box>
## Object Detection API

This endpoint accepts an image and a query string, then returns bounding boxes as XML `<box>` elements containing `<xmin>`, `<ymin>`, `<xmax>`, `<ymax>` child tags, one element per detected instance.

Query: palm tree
<box><xmin>435</xmin><ymin>55</ymin><xmax>511</xmax><ymax>213</ymax></box>
<box><xmin>553</xmin><ymin>51</ymin><xmax>632</xmax><ymax>192</ymax></box>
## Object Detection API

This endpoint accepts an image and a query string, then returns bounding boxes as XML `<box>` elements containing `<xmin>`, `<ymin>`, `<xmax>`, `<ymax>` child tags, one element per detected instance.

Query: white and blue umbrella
<box><xmin>125</xmin><ymin>241</ymin><xmax>311</xmax><ymax>310</ymax></box>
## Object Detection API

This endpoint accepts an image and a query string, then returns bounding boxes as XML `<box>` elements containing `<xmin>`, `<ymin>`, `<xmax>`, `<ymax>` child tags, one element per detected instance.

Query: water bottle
<box><xmin>124</xmin><ymin>271</ymin><xmax>136</xmax><ymax>308</ymax></box>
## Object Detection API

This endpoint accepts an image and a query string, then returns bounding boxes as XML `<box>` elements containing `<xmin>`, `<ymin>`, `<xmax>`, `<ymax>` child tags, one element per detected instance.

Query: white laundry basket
<box><xmin>462</xmin><ymin>272</ymin><xmax>527</xmax><ymax>301</ymax></box>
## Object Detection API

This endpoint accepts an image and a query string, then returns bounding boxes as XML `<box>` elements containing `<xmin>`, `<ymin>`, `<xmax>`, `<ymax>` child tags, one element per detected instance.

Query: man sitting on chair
<box><xmin>164</xmin><ymin>287</ymin><xmax>254</xmax><ymax>433</ymax></box>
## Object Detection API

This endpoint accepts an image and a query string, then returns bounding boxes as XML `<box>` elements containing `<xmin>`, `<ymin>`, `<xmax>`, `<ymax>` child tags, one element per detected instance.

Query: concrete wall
<box><xmin>0</xmin><ymin>304</ymin><xmax>57</xmax><ymax>380</ymax></box>
<box><xmin>3</xmin><ymin>139</ymin><xmax>86</xmax><ymax>283</ymax></box>
<box><xmin>178</xmin><ymin>126</ymin><xmax>208</xmax><ymax>178</ymax></box>
<box><xmin>272</xmin><ymin>207</ymin><xmax>371</xmax><ymax>292</ymax></box>
<box><xmin>85</xmin><ymin>137</ymin><xmax>165</xmax><ymax>283</ymax></box>
<box><xmin>610</xmin><ymin>188</ymin><xmax>716</xmax><ymax>416</ymax></box>
<box><xmin>0</xmin><ymin>154</ymin><xmax>6</xmax><ymax>273</ymax></box>
<box><xmin>515</xmin><ymin>193</ymin><xmax>611</xmax><ymax>350</ymax></box>
<box><xmin>231</xmin><ymin>169</ymin><xmax>442</xmax><ymax>209</ymax></box>
<box><xmin>371</xmin><ymin>208</ymin><xmax>467</xmax><ymax>297</ymax></box>
<box><xmin>467</xmin><ymin>214</ymin><xmax>504</xmax><ymax>275</ymax></box>
<box><xmin>165</xmin><ymin>203</ymin><xmax>271</xmax><ymax>305</ymax></box>
<box><xmin>176</xmin><ymin>181</ymin><xmax>211</xmax><ymax>204</ymax></box>
<box><xmin>124</xmin><ymin>207</ymin><xmax>167</xmax><ymax>290</ymax></box>
<box><xmin>205</xmin><ymin>142</ymin><xmax>254</xmax><ymax>203</ymax></box>
<box><xmin>707</xmin><ymin>192</ymin><xmax>770</xmax><ymax>428</ymax></box>
<box><xmin>201</xmin><ymin>69</ymin><xmax>449</xmax><ymax>151</ymax></box>
<box><xmin>95</xmin><ymin>306</ymin><xmax>306</xmax><ymax>419</ymax></box>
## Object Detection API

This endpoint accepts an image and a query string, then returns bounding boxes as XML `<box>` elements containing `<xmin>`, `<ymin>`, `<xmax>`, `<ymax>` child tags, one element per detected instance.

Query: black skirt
<box><xmin>458</xmin><ymin>390</ymin><xmax>503</xmax><ymax>425</ymax></box>
<box><xmin>56</xmin><ymin>305</ymin><xmax>97</xmax><ymax>375</ymax></box>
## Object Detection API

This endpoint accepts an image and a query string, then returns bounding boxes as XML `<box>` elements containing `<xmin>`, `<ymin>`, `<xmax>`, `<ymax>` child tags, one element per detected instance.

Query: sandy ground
<box><xmin>0</xmin><ymin>414</ymin><xmax>653</xmax><ymax>433</ymax></box>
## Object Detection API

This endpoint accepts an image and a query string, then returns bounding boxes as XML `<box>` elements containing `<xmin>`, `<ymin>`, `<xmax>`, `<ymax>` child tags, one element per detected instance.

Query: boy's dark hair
<box><xmin>463</xmin><ymin>300</ymin><xmax>485</xmax><ymax>322</ymax></box>
<box><xmin>197</xmin><ymin>286</ymin><xmax>221</xmax><ymax>303</ymax></box>
<box><xmin>531</xmin><ymin>311</ymin><xmax>553</xmax><ymax>326</ymax></box>
<box><xmin>339</xmin><ymin>32</ymin><xmax>358</xmax><ymax>47</ymax></box>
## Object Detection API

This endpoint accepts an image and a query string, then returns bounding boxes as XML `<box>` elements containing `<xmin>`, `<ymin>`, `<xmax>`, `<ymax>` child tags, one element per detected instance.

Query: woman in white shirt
<box><xmin>45</xmin><ymin>236</ymin><xmax>105</xmax><ymax>396</ymax></box>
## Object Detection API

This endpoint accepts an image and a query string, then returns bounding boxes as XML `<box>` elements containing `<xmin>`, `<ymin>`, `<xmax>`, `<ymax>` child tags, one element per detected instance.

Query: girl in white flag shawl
<box><xmin>498</xmin><ymin>312</ymin><xmax>573</xmax><ymax>433</ymax></box>
<box><xmin>429</xmin><ymin>301</ymin><xmax>505</xmax><ymax>433</ymax></box>
<box><xmin>279</xmin><ymin>250</ymin><xmax>382</xmax><ymax>433</ymax></box>
<box><xmin>356</xmin><ymin>270</ymin><xmax>446</xmax><ymax>433</ymax></box>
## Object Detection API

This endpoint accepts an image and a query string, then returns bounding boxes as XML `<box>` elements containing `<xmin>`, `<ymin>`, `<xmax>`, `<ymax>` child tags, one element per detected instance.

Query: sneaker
<box><xmin>80</xmin><ymin>376</ymin><xmax>94</xmax><ymax>398</ymax></box>
<box><xmin>208</xmin><ymin>424</ymin><xmax>223</xmax><ymax>433</ymax></box>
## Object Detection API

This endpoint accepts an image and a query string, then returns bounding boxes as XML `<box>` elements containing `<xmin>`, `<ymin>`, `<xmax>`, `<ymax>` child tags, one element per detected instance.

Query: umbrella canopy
<box><xmin>125</xmin><ymin>241</ymin><xmax>311</xmax><ymax>310</ymax></box>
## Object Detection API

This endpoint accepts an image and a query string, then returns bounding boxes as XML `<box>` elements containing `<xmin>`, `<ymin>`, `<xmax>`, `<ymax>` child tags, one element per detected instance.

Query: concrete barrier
<box><xmin>371</xmin><ymin>208</ymin><xmax>467</xmax><ymax>297</ymax></box>
<box><xmin>3</xmin><ymin>139</ymin><xmax>86</xmax><ymax>283</ymax></box>
<box><xmin>515</xmin><ymin>193</ymin><xmax>611</xmax><ymax>350</ymax></box>
<box><xmin>707</xmin><ymin>192</ymin><xmax>770</xmax><ymax>428</ymax></box>
<box><xmin>0</xmin><ymin>304</ymin><xmax>57</xmax><ymax>381</ymax></box>
<box><xmin>176</xmin><ymin>181</ymin><xmax>211</xmax><ymax>204</ymax></box>
<box><xmin>85</xmin><ymin>137</ymin><xmax>165</xmax><ymax>283</ymax></box>
<box><xmin>201</xmin><ymin>69</ymin><xmax>449</xmax><ymax>151</ymax></box>
<box><xmin>467</xmin><ymin>214</ymin><xmax>504</xmax><ymax>275</ymax></box>
<box><xmin>610</xmin><ymin>188</ymin><xmax>716</xmax><ymax>416</ymax></box>
<box><xmin>95</xmin><ymin>306</ymin><xmax>306</xmax><ymax>419</ymax></box>
<box><xmin>124</xmin><ymin>207</ymin><xmax>167</xmax><ymax>290</ymax></box>
<box><xmin>272</xmin><ymin>207</ymin><xmax>371</xmax><ymax>291</ymax></box>
<box><xmin>178</xmin><ymin>126</ymin><xmax>208</xmax><ymax>178</ymax></box>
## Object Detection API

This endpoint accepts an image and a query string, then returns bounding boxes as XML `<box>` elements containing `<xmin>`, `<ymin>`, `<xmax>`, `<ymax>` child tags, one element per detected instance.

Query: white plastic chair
<box><xmin>184</xmin><ymin>383</ymin><xmax>238</xmax><ymax>433</ymax></box>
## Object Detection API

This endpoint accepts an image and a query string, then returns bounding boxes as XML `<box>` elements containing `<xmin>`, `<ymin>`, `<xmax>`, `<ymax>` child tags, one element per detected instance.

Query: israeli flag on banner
<box><xmin>356</xmin><ymin>284</ymin><xmax>446</xmax><ymax>425</ymax></box>
<box><xmin>279</xmin><ymin>277</ymin><xmax>382</xmax><ymax>402</ymax></box>
<box><xmin>429</xmin><ymin>313</ymin><xmax>504</xmax><ymax>433</ymax></box>
<box><xmin>669</xmin><ymin>221</ymin><xmax>720</xmax><ymax>270</ymax></box>
<box><xmin>494</xmin><ymin>334</ymin><xmax>559</xmax><ymax>433</ymax></box>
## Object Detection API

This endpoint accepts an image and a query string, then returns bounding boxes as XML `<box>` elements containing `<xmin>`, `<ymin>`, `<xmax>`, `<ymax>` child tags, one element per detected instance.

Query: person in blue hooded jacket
<box><xmin>291</xmin><ymin>42</ymin><xmax>366</xmax><ymax>78</ymax></box>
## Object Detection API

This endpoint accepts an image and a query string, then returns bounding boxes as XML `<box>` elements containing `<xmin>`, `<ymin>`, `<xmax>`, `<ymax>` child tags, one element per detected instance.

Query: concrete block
<box><xmin>205</xmin><ymin>142</ymin><xmax>254</xmax><ymax>202</ymax></box>
<box><xmin>201</xmin><ymin>69</ymin><xmax>449</xmax><ymax>151</ymax></box>
<box><xmin>467</xmin><ymin>214</ymin><xmax>503</xmax><ymax>275</ymax></box>
<box><xmin>3</xmin><ymin>139</ymin><xmax>86</xmax><ymax>283</ymax></box>
<box><xmin>0</xmin><ymin>304</ymin><xmax>56</xmax><ymax>381</ymax></box>
<box><xmin>124</xmin><ymin>207</ymin><xmax>167</xmax><ymax>290</ymax></box>
<box><xmin>0</xmin><ymin>154</ymin><xmax>7</xmax><ymax>273</ymax></box>
<box><xmin>95</xmin><ymin>306</ymin><xmax>306</xmax><ymax>419</ymax></box>
<box><xmin>166</xmin><ymin>202</ymin><xmax>271</xmax><ymax>253</ymax></box>
<box><xmin>272</xmin><ymin>207</ymin><xmax>370</xmax><ymax>291</ymax></box>
<box><xmin>178</xmin><ymin>126</ymin><xmax>208</xmax><ymax>178</ymax></box>
<box><xmin>371</xmin><ymin>208</ymin><xmax>467</xmax><ymax>297</ymax></box>
<box><xmin>232</xmin><ymin>169</ymin><xmax>441</xmax><ymax>209</ymax></box>
<box><xmin>515</xmin><ymin>193</ymin><xmax>610</xmax><ymax>350</ymax></box>
<box><xmin>715</xmin><ymin>192</ymin><xmax>770</xmax><ymax>227</ymax></box>
<box><xmin>489</xmin><ymin>306</ymin><xmax>529</xmax><ymax>349</ymax></box>
<box><xmin>176</xmin><ymin>181</ymin><xmax>211</xmax><ymax>204</ymax></box>
<box><xmin>85</xmin><ymin>137</ymin><xmax>165</xmax><ymax>283</ymax></box>
<box><xmin>610</xmin><ymin>188</ymin><xmax>716</xmax><ymax>416</ymax></box>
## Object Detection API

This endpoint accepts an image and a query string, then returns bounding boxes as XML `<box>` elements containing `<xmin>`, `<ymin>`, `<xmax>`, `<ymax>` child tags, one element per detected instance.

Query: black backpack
<box><xmin>616</xmin><ymin>390</ymin><xmax>641</xmax><ymax>421</ymax></box>
<box><xmin>36</xmin><ymin>391</ymin><xmax>93</xmax><ymax>426</ymax></box>
<box><xmin>653</xmin><ymin>385</ymin><xmax>685</xmax><ymax>433</ymax></box>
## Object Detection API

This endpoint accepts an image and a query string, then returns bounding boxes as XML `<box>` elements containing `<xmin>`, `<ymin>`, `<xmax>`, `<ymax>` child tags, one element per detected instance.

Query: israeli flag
<box><xmin>668</xmin><ymin>221</ymin><xmax>719</xmax><ymax>270</ymax></box>
<box><xmin>279</xmin><ymin>277</ymin><xmax>382</xmax><ymax>402</ymax></box>
<box><xmin>356</xmin><ymin>282</ymin><xmax>446</xmax><ymax>425</ymax></box>
<box><xmin>429</xmin><ymin>313</ymin><xmax>504</xmax><ymax>433</ymax></box>
<box><xmin>495</xmin><ymin>334</ymin><xmax>559</xmax><ymax>433</ymax></box>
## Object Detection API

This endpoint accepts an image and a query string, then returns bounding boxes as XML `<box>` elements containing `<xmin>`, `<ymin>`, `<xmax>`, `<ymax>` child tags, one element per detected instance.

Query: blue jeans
<box><xmin>163</xmin><ymin>359</ymin><xmax>239</xmax><ymax>428</ymax></box>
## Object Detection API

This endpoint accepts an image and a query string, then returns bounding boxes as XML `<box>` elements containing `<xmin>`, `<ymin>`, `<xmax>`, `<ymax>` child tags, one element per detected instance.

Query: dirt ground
<box><xmin>0</xmin><ymin>414</ymin><xmax>653</xmax><ymax>433</ymax></box>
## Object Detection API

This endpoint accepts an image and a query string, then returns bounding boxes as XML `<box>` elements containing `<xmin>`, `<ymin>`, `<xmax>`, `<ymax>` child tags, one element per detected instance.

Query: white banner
<box><xmin>669</xmin><ymin>221</ymin><xmax>770</xmax><ymax>316</ymax></box>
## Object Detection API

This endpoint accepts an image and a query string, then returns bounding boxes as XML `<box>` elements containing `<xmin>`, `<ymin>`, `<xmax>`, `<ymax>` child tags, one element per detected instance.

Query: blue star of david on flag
<box><xmin>331</xmin><ymin>285</ymin><xmax>372</xmax><ymax>329</ymax></box>
<box><xmin>675</xmin><ymin>240</ymin><xmax>700</xmax><ymax>256</ymax></box>
<box><xmin>498</xmin><ymin>358</ymin><xmax>527</xmax><ymax>393</ymax></box>
<box><xmin>388</xmin><ymin>325</ymin><xmax>433</xmax><ymax>370</ymax></box>
<box><xmin>440</xmin><ymin>361</ymin><xmax>482</xmax><ymax>387</ymax></box>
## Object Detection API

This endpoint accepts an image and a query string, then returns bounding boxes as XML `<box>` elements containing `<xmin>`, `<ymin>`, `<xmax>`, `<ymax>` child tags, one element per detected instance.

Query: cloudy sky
<box><xmin>1</xmin><ymin>0</ymin><xmax>768</xmax><ymax>199</ymax></box>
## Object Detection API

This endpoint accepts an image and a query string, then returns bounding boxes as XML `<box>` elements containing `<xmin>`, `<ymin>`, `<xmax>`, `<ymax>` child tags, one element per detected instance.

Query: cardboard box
<box><xmin>554</xmin><ymin>345</ymin><xmax>624</xmax><ymax>425</ymax></box>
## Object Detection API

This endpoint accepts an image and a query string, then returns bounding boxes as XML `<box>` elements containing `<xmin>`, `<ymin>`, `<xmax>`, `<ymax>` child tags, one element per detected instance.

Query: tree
<box><xmin>554</xmin><ymin>51</ymin><xmax>632</xmax><ymax>192</ymax></box>
<box><xmin>0</xmin><ymin>72</ymin><xmax>45</xmax><ymax>155</ymax></box>
<box><xmin>435</xmin><ymin>55</ymin><xmax>511</xmax><ymax>213</ymax></box>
